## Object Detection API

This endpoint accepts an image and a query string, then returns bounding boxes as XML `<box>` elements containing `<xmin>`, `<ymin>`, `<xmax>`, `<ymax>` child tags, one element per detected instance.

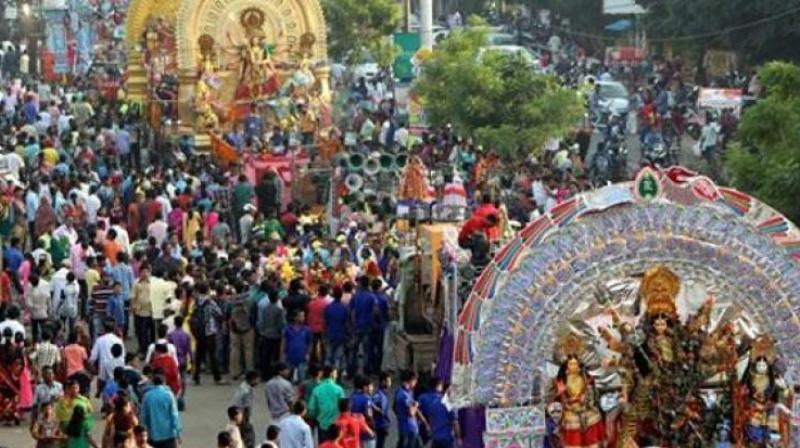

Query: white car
<box><xmin>486</xmin><ymin>32</ymin><xmax>515</xmax><ymax>45</ymax></box>
<box><xmin>352</xmin><ymin>62</ymin><xmax>381</xmax><ymax>81</ymax></box>
<box><xmin>595</xmin><ymin>81</ymin><xmax>630</xmax><ymax>115</ymax></box>
<box><xmin>478</xmin><ymin>45</ymin><xmax>541</xmax><ymax>69</ymax></box>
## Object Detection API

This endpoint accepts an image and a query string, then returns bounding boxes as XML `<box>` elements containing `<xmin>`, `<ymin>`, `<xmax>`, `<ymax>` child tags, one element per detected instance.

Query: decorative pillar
<box><xmin>178</xmin><ymin>68</ymin><xmax>196</xmax><ymax>129</ymax></box>
<box><xmin>314</xmin><ymin>65</ymin><xmax>332</xmax><ymax>102</ymax></box>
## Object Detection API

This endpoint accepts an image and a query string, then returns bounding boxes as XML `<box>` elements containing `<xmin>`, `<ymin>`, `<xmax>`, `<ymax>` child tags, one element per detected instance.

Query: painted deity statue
<box><xmin>398</xmin><ymin>156</ymin><xmax>430</xmax><ymax>201</ymax></box>
<box><xmin>600</xmin><ymin>266</ymin><xmax>726</xmax><ymax>447</ymax></box>
<box><xmin>552</xmin><ymin>335</ymin><xmax>606</xmax><ymax>448</ymax></box>
<box><xmin>194</xmin><ymin>34</ymin><xmax>221</xmax><ymax>130</ymax></box>
<box><xmin>229</xmin><ymin>8</ymin><xmax>281</xmax><ymax>101</ymax></box>
<box><xmin>557</xmin><ymin>265</ymin><xmax>794</xmax><ymax>447</ymax></box>
<box><xmin>738</xmin><ymin>336</ymin><xmax>784</xmax><ymax>446</ymax></box>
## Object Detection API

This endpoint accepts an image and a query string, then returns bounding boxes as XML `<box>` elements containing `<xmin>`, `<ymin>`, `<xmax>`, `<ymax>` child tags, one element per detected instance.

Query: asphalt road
<box><xmin>588</xmin><ymin>129</ymin><xmax>711</xmax><ymax>181</ymax></box>
<box><xmin>0</xmin><ymin>372</ymin><xmax>402</xmax><ymax>446</ymax></box>
<box><xmin>0</xmin><ymin>375</ymin><xmax>269</xmax><ymax>446</ymax></box>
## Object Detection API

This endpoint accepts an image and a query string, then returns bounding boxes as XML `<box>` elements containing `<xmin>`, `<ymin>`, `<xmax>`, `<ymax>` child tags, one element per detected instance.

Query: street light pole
<box><xmin>420</xmin><ymin>0</ymin><xmax>433</xmax><ymax>50</ymax></box>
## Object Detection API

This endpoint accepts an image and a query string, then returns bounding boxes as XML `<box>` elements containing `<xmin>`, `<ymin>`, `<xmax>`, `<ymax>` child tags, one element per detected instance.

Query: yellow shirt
<box><xmin>42</xmin><ymin>147</ymin><xmax>59</xmax><ymax>165</ymax></box>
<box><xmin>149</xmin><ymin>277</ymin><xmax>177</xmax><ymax>320</ymax></box>
<box><xmin>131</xmin><ymin>279</ymin><xmax>152</xmax><ymax>317</ymax></box>
<box><xmin>85</xmin><ymin>269</ymin><xmax>100</xmax><ymax>296</ymax></box>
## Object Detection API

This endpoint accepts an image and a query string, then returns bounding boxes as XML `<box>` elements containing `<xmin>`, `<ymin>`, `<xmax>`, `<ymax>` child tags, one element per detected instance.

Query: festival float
<box><xmin>448</xmin><ymin>166</ymin><xmax>800</xmax><ymax>447</ymax></box>
<box><xmin>124</xmin><ymin>0</ymin><xmax>332</xmax><ymax>196</ymax></box>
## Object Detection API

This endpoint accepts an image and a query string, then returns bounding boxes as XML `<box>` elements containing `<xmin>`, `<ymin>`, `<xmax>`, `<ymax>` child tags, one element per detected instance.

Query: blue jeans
<box><xmin>369</xmin><ymin>329</ymin><xmax>385</xmax><ymax>374</ymax></box>
<box><xmin>326</xmin><ymin>339</ymin><xmax>346</xmax><ymax>372</ymax></box>
<box><xmin>91</xmin><ymin>315</ymin><xmax>105</xmax><ymax>341</ymax></box>
<box><xmin>396</xmin><ymin>433</ymin><xmax>423</xmax><ymax>448</ymax></box>
<box><xmin>350</xmin><ymin>329</ymin><xmax>372</xmax><ymax>377</ymax></box>
<box><xmin>289</xmin><ymin>361</ymin><xmax>307</xmax><ymax>383</ymax></box>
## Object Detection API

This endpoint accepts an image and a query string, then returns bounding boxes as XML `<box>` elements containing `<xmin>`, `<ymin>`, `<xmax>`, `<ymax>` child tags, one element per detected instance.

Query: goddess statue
<box><xmin>601</xmin><ymin>266</ymin><xmax>720</xmax><ymax>447</ymax></box>
<box><xmin>229</xmin><ymin>8</ymin><xmax>281</xmax><ymax>101</ymax></box>
<box><xmin>194</xmin><ymin>34</ymin><xmax>221</xmax><ymax>131</ymax></box>
<box><xmin>551</xmin><ymin>334</ymin><xmax>606</xmax><ymax>448</ymax></box>
<box><xmin>398</xmin><ymin>156</ymin><xmax>430</xmax><ymax>202</ymax></box>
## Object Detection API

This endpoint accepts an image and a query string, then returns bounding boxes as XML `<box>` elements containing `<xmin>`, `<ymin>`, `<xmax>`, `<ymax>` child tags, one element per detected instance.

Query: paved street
<box><xmin>0</xmin><ymin>377</ymin><xmax>267</xmax><ymax>446</ymax></box>
<box><xmin>588</xmin><ymin>130</ymin><xmax>711</xmax><ymax>180</ymax></box>
<box><xmin>0</xmin><ymin>374</ymin><xmax>401</xmax><ymax>446</ymax></box>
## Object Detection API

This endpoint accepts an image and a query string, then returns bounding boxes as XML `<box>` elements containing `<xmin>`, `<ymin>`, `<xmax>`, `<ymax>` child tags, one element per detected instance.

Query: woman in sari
<box><xmin>0</xmin><ymin>329</ymin><xmax>30</xmax><ymax>425</ymax></box>
<box><xmin>35</xmin><ymin>197</ymin><xmax>57</xmax><ymax>237</ymax></box>
<box><xmin>183</xmin><ymin>209</ymin><xmax>202</xmax><ymax>249</ymax></box>
<box><xmin>101</xmin><ymin>395</ymin><xmax>138</xmax><ymax>448</ymax></box>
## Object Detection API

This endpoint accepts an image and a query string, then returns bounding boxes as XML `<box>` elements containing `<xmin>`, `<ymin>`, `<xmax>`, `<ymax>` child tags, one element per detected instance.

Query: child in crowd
<box><xmin>231</xmin><ymin>370</ymin><xmax>259</xmax><ymax>448</ymax></box>
<box><xmin>225</xmin><ymin>406</ymin><xmax>245</xmax><ymax>448</ymax></box>
<box><xmin>31</xmin><ymin>401</ymin><xmax>65</xmax><ymax>448</ymax></box>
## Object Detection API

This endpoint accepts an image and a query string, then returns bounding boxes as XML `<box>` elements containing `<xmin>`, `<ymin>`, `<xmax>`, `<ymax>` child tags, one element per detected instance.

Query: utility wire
<box><xmin>548</xmin><ymin>4</ymin><xmax>800</xmax><ymax>43</ymax></box>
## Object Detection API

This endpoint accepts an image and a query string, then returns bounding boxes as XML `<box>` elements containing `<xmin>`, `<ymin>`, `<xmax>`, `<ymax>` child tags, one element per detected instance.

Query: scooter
<box><xmin>641</xmin><ymin>131</ymin><xmax>669</xmax><ymax>167</ymax></box>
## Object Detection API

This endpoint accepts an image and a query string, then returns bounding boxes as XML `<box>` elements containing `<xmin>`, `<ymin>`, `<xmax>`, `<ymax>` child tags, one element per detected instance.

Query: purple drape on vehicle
<box><xmin>433</xmin><ymin>327</ymin><xmax>454</xmax><ymax>382</ymax></box>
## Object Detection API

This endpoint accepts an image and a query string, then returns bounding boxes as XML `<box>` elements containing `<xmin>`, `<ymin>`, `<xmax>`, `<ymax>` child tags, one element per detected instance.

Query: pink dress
<box><xmin>204</xmin><ymin>211</ymin><xmax>219</xmax><ymax>240</ymax></box>
<box><xmin>17</xmin><ymin>358</ymin><xmax>33</xmax><ymax>411</ymax></box>
<box><xmin>168</xmin><ymin>208</ymin><xmax>185</xmax><ymax>241</ymax></box>
<box><xmin>17</xmin><ymin>260</ymin><xmax>31</xmax><ymax>293</ymax></box>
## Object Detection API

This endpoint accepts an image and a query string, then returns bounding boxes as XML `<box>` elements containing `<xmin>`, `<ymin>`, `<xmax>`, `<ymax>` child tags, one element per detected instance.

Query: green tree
<box><xmin>725</xmin><ymin>61</ymin><xmax>800</xmax><ymax>222</ymax></box>
<box><xmin>638</xmin><ymin>0</ymin><xmax>800</xmax><ymax>64</ymax></box>
<box><xmin>412</xmin><ymin>25</ymin><xmax>584</xmax><ymax>161</ymax></box>
<box><xmin>321</xmin><ymin>0</ymin><xmax>401</xmax><ymax>63</ymax></box>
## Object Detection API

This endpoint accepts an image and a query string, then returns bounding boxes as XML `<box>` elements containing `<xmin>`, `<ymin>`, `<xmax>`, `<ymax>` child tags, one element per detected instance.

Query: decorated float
<box><xmin>124</xmin><ymin>0</ymin><xmax>332</xmax><ymax>151</ymax></box>
<box><xmin>449</xmin><ymin>166</ymin><xmax>800</xmax><ymax>447</ymax></box>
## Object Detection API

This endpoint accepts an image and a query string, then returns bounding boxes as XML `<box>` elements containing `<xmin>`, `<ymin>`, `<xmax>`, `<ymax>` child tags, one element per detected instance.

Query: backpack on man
<box><xmin>189</xmin><ymin>298</ymin><xmax>208</xmax><ymax>337</ymax></box>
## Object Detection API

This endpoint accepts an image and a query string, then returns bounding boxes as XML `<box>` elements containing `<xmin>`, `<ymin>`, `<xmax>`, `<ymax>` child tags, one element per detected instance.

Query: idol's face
<box><xmin>653</xmin><ymin>317</ymin><xmax>668</xmax><ymax>334</ymax></box>
<box><xmin>566</xmin><ymin>358</ymin><xmax>580</xmax><ymax>374</ymax></box>
<box><xmin>755</xmin><ymin>359</ymin><xmax>768</xmax><ymax>374</ymax></box>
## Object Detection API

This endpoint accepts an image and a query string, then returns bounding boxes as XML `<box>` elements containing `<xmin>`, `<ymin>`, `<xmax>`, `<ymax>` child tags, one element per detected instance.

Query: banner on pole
<box><xmin>45</xmin><ymin>11</ymin><xmax>69</xmax><ymax>74</ymax></box>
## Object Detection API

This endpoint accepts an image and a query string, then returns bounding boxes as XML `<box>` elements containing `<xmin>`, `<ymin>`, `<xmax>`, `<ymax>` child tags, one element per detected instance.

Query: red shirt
<box><xmin>306</xmin><ymin>297</ymin><xmax>329</xmax><ymax>333</ymax></box>
<box><xmin>150</xmin><ymin>353</ymin><xmax>181</xmax><ymax>396</ymax></box>
<box><xmin>458</xmin><ymin>215</ymin><xmax>491</xmax><ymax>245</ymax></box>
<box><xmin>336</xmin><ymin>412</ymin><xmax>371</xmax><ymax>448</ymax></box>
<box><xmin>472</xmin><ymin>203</ymin><xmax>500</xmax><ymax>240</ymax></box>
<box><xmin>0</xmin><ymin>272</ymin><xmax>11</xmax><ymax>304</ymax></box>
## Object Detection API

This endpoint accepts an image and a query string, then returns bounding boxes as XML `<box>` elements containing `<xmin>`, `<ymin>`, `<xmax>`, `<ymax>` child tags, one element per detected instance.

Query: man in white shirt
<box><xmin>111</xmin><ymin>222</ymin><xmax>131</xmax><ymax>255</ymax></box>
<box><xmin>2</xmin><ymin>149</ymin><xmax>24</xmax><ymax>180</ymax></box>
<box><xmin>278</xmin><ymin>401</ymin><xmax>314</xmax><ymax>448</ymax></box>
<box><xmin>144</xmin><ymin>323</ymin><xmax>178</xmax><ymax>365</ymax></box>
<box><xmin>50</xmin><ymin>262</ymin><xmax>70</xmax><ymax>312</ymax></box>
<box><xmin>89</xmin><ymin>322</ymin><xmax>125</xmax><ymax>390</ymax></box>
<box><xmin>19</xmin><ymin>51</ymin><xmax>30</xmax><ymax>77</ymax></box>
<box><xmin>0</xmin><ymin>306</ymin><xmax>26</xmax><ymax>341</ymax></box>
<box><xmin>85</xmin><ymin>186</ymin><xmax>102</xmax><ymax>225</ymax></box>
<box><xmin>52</xmin><ymin>217</ymin><xmax>79</xmax><ymax>246</ymax></box>
<box><xmin>394</xmin><ymin>123</ymin><xmax>409</xmax><ymax>149</ymax></box>
<box><xmin>147</xmin><ymin>218</ymin><xmax>169</xmax><ymax>246</ymax></box>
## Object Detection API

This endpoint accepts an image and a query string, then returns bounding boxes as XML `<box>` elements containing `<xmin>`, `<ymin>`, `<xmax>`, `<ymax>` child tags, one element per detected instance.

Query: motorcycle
<box><xmin>641</xmin><ymin>131</ymin><xmax>669</xmax><ymax>167</ymax></box>
<box><xmin>684</xmin><ymin>107</ymin><xmax>704</xmax><ymax>141</ymax></box>
<box><xmin>591</xmin><ymin>124</ymin><xmax>628</xmax><ymax>184</ymax></box>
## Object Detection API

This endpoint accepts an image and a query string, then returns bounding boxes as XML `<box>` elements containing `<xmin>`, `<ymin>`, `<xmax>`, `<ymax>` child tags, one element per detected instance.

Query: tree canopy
<box><xmin>412</xmin><ymin>26</ymin><xmax>584</xmax><ymax>161</ymax></box>
<box><xmin>725</xmin><ymin>61</ymin><xmax>800</xmax><ymax>222</ymax></box>
<box><xmin>634</xmin><ymin>0</ymin><xmax>800</xmax><ymax>63</ymax></box>
<box><xmin>321</xmin><ymin>0</ymin><xmax>401</xmax><ymax>63</ymax></box>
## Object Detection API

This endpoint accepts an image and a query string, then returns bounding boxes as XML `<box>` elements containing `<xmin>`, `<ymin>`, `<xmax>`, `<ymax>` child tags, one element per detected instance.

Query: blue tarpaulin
<box><xmin>605</xmin><ymin>19</ymin><xmax>633</xmax><ymax>32</ymax></box>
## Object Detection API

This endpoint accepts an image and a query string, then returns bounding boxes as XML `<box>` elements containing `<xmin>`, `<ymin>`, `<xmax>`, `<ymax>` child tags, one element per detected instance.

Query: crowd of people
<box><xmin>0</xmin><ymin>56</ymin><xmax>489</xmax><ymax>447</ymax></box>
<box><xmin>0</xmin><ymin>5</ymin><xmax>759</xmax><ymax>448</ymax></box>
